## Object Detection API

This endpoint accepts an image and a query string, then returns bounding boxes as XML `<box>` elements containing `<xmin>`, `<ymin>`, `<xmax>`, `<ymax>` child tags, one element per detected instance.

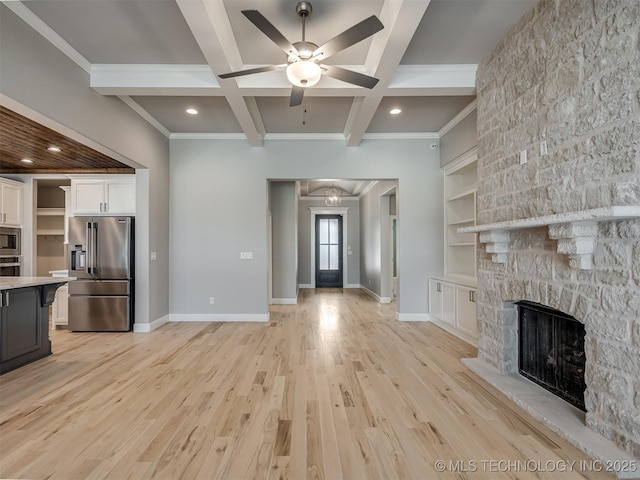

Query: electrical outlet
<box><xmin>240</xmin><ymin>252</ymin><xmax>253</xmax><ymax>260</ymax></box>
<box><xmin>209</xmin><ymin>297</ymin><xmax>215</xmax><ymax>305</ymax></box>
<box><xmin>150</xmin><ymin>251</ymin><xmax>157</xmax><ymax>261</ymax></box>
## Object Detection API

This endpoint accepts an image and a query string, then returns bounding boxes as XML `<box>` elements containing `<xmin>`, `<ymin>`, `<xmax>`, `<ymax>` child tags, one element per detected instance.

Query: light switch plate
<box><xmin>519</xmin><ymin>149</ymin><xmax>528</xmax><ymax>165</ymax></box>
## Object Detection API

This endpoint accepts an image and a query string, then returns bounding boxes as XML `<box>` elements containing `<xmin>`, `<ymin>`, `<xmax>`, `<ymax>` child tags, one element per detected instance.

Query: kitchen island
<box><xmin>0</xmin><ymin>277</ymin><xmax>75</xmax><ymax>374</ymax></box>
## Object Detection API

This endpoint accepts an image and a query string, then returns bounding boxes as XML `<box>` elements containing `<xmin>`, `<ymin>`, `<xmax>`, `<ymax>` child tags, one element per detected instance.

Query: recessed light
<box><xmin>47</xmin><ymin>146</ymin><xmax>62</xmax><ymax>152</ymax></box>
<box><xmin>390</xmin><ymin>108</ymin><xmax>402</xmax><ymax>115</ymax></box>
<box><xmin>186</xmin><ymin>108</ymin><xmax>198</xmax><ymax>115</ymax></box>
<box><xmin>21</xmin><ymin>158</ymin><xmax>34</xmax><ymax>164</ymax></box>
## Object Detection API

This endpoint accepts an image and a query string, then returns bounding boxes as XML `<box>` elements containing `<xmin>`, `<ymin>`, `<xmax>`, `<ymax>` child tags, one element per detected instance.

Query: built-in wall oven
<box><xmin>0</xmin><ymin>227</ymin><xmax>21</xmax><ymax>276</ymax></box>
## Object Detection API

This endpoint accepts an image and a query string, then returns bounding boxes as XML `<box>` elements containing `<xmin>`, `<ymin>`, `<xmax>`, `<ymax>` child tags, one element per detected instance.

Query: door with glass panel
<box><xmin>315</xmin><ymin>215</ymin><xmax>343</xmax><ymax>288</ymax></box>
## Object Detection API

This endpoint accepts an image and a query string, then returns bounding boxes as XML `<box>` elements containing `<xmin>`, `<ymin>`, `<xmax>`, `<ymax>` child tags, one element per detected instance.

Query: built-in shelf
<box><xmin>36</xmin><ymin>208</ymin><xmax>65</xmax><ymax>216</ymax></box>
<box><xmin>447</xmin><ymin>188</ymin><xmax>476</xmax><ymax>202</ymax></box>
<box><xmin>444</xmin><ymin>148</ymin><xmax>478</xmax><ymax>279</ymax></box>
<box><xmin>37</xmin><ymin>230</ymin><xmax>64</xmax><ymax>236</ymax></box>
<box><xmin>459</xmin><ymin>206</ymin><xmax>640</xmax><ymax>270</ymax></box>
<box><xmin>448</xmin><ymin>218</ymin><xmax>475</xmax><ymax>226</ymax></box>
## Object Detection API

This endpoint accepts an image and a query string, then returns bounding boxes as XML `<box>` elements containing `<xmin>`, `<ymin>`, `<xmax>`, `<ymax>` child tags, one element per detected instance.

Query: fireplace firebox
<box><xmin>518</xmin><ymin>302</ymin><xmax>586</xmax><ymax>411</ymax></box>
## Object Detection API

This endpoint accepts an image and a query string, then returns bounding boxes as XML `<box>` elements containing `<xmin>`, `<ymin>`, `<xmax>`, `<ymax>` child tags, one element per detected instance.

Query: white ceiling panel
<box><xmin>256</xmin><ymin>96</ymin><xmax>353</xmax><ymax>133</ymax></box>
<box><xmin>401</xmin><ymin>0</ymin><xmax>537</xmax><ymax>65</ymax></box>
<box><xmin>24</xmin><ymin>0</ymin><xmax>206</xmax><ymax>64</ymax></box>
<box><xmin>367</xmin><ymin>96</ymin><xmax>476</xmax><ymax>133</ymax></box>
<box><xmin>130</xmin><ymin>96</ymin><xmax>243</xmax><ymax>133</ymax></box>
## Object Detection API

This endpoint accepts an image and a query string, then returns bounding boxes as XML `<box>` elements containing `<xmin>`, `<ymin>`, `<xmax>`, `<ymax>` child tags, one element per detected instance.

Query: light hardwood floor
<box><xmin>0</xmin><ymin>289</ymin><xmax>612</xmax><ymax>479</ymax></box>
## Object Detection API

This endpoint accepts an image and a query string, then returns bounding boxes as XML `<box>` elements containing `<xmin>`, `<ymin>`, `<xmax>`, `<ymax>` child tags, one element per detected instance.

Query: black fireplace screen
<box><xmin>518</xmin><ymin>301</ymin><xmax>586</xmax><ymax>411</ymax></box>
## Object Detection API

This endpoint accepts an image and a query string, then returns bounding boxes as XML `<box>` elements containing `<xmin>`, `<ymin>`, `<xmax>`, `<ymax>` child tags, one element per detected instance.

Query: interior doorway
<box><xmin>315</xmin><ymin>214</ymin><xmax>343</xmax><ymax>288</ymax></box>
<box><xmin>391</xmin><ymin>214</ymin><xmax>397</xmax><ymax>301</ymax></box>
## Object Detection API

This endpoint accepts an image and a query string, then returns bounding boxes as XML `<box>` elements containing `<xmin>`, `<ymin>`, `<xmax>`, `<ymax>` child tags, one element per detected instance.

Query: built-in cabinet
<box><xmin>70</xmin><ymin>175</ymin><xmax>135</xmax><ymax>216</ymax></box>
<box><xmin>0</xmin><ymin>178</ymin><xmax>23</xmax><ymax>227</ymax></box>
<box><xmin>429</xmin><ymin>148</ymin><xmax>479</xmax><ymax>345</ymax></box>
<box><xmin>429</xmin><ymin>277</ymin><xmax>477</xmax><ymax>345</ymax></box>
<box><xmin>50</xmin><ymin>270</ymin><xmax>69</xmax><ymax>327</ymax></box>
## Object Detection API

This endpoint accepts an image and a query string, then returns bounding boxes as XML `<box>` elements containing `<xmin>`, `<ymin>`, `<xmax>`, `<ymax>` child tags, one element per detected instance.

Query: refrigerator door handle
<box><xmin>86</xmin><ymin>221</ymin><xmax>92</xmax><ymax>274</ymax></box>
<box><xmin>92</xmin><ymin>222</ymin><xmax>99</xmax><ymax>275</ymax></box>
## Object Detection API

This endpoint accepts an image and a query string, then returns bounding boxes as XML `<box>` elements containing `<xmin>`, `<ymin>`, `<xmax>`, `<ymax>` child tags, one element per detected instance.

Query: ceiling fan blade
<box><xmin>320</xmin><ymin>65</ymin><xmax>379</xmax><ymax>89</ymax></box>
<box><xmin>290</xmin><ymin>86</ymin><xmax>305</xmax><ymax>107</ymax></box>
<box><xmin>242</xmin><ymin>10</ymin><xmax>299</xmax><ymax>57</ymax></box>
<box><xmin>218</xmin><ymin>65</ymin><xmax>282</xmax><ymax>79</ymax></box>
<box><xmin>312</xmin><ymin>15</ymin><xmax>384</xmax><ymax>61</ymax></box>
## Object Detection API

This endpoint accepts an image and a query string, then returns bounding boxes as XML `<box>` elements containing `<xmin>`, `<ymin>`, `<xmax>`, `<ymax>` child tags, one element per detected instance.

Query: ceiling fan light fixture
<box><xmin>286</xmin><ymin>60</ymin><xmax>321</xmax><ymax>88</ymax></box>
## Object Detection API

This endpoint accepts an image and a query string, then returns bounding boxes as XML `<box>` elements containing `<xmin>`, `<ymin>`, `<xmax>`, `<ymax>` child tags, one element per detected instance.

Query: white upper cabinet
<box><xmin>70</xmin><ymin>175</ymin><xmax>135</xmax><ymax>216</ymax></box>
<box><xmin>0</xmin><ymin>178</ymin><xmax>23</xmax><ymax>227</ymax></box>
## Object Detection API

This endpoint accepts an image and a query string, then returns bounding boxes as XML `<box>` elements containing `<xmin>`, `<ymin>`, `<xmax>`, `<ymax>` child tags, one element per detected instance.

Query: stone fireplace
<box><xmin>462</xmin><ymin>0</ymin><xmax>640</xmax><ymax>468</ymax></box>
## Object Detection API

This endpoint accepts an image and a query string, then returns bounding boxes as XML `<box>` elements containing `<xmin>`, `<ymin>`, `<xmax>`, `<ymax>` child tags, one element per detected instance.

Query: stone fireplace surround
<box><xmin>469</xmin><ymin>0</ymin><xmax>640</xmax><ymax>473</ymax></box>
<box><xmin>459</xmin><ymin>211</ymin><xmax>640</xmax><ymax>478</ymax></box>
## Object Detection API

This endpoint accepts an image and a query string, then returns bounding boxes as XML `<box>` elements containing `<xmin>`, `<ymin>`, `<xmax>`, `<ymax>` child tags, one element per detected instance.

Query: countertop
<box><xmin>0</xmin><ymin>277</ymin><xmax>76</xmax><ymax>291</ymax></box>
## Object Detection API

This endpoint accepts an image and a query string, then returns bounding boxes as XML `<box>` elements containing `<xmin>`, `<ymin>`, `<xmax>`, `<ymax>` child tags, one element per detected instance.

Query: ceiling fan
<box><xmin>219</xmin><ymin>1</ymin><xmax>384</xmax><ymax>107</ymax></box>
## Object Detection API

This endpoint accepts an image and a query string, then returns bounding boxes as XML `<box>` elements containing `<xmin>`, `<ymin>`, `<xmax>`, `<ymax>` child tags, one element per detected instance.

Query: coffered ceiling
<box><xmin>3</xmin><ymin>0</ymin><xmax>536</xmax><ymax>151</ymax></box>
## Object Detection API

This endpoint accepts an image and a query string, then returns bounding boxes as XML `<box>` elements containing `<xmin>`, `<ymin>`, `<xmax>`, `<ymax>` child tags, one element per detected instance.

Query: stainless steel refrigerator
<box><xmin>67</xmin><ymin>216</ymin><xmax>134</xmax><ymax>331</ymax></box>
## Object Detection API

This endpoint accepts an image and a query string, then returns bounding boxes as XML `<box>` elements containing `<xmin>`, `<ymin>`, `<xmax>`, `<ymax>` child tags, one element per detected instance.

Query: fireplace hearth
<box><xmin>518</xmin><ymin>301</ymin><xmax>586</xmax><ymax>411</ymax></box>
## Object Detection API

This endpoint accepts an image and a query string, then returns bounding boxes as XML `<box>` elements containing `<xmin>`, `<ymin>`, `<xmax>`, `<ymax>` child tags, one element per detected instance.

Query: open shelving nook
<box><xmin>444</xmin><ymin>148</ymin><xmax>477</xmax><ymax>280</ymax></box>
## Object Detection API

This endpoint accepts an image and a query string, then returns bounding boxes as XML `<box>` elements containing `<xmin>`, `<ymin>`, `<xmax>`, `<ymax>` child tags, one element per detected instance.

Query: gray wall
<box><xmin>297</xmin><ymin>198</ymin><xmax>360</xmax><ymax>287</ymax></box>
<box><xmin>359</xmin><ymin>182</ymin><xmax>396</xmax><ymax>299</ymax></box>
<box><xmin>170</xmin><ymin>138</ymin><xmax>443</xmax><ymax>317</ymax></box>
<box><xmin>1</xmin><ymin>5</ymin><xmax>170</xmax><ymax>326</ymax></box>
<box><xmin>440</xmin><ymin>110</ymin><xmax>478</xmax><ymax>167</ymax></box>
<box><xmin>270</xmin><ymin>181</ymin><xmax>298</xmax><ymax>301</ymax></box>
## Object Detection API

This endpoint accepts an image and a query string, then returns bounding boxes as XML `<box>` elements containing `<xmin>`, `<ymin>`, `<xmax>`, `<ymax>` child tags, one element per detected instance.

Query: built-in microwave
<box><xmin>0</xmin><ymin>227</ymin><xmax>20</xmax><ymax>256</ymax></box>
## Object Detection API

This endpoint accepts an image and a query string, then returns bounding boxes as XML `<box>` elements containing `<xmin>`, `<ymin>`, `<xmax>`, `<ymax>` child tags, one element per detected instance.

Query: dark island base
<box><xmin>1</xmin><ymin>283</ymin><xmax>64</xmax><ymax>375</ymax></box>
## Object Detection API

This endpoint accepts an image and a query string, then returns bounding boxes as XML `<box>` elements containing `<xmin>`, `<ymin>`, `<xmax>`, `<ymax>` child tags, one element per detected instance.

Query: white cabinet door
<box><xmin>0</xmin><ymin>181</ymin><xmax>22</xmax><ymax>226</ymax></box>
<box><xmin>429</xmin><ymin>279</ymin><xmax>443</xmax><ymax>321</ymax></box>
<box><xmin>442</xmin><ymin>282</ymin><xmax>456</xmax><ymax>326</ymax></box>
<box><xmin>104</xmin><ymin>179</ymin><xmax>135</xmax><ymax>215</ymax></box>
<box><xmin>72</xmin><ymin>179</ymin><xmax>105</xmax><ymax>215</ymax></box>
<box><xmin>52</xmin><ymin>284</ymin><xmax>69</xmax><ymax>327</ymax></box>
<box><xmin>71</xmin><ymin>176</ymin><xmax>135</xmax><ymax>216</ymax></box>
<box><xmin>455</xmin><ymin>285</ymin><xmax>477</xmax><ymax>337</ymax></box>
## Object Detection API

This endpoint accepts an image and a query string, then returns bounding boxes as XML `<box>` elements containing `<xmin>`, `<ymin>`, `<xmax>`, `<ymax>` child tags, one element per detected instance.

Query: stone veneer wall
<box><xmin>475</xmin><ymin>0</ymin><xmax>640</xmax><ymax>456</ymax></box>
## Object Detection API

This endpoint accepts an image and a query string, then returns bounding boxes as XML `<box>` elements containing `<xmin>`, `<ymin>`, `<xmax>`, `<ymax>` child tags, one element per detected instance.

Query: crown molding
<box><xmin>117</xmin><ymin>96</ymin><xmax>170</xmax><ymax>138</ymax></box>
<box><xmin>438</xmin><ymin>98</ymin><xmax>478</xmax><ymax>137</ymax></box>
<box><xmin>170</xmin><ymin>133</ymin><xmax>248</xmax><ymax>140</ymax></box>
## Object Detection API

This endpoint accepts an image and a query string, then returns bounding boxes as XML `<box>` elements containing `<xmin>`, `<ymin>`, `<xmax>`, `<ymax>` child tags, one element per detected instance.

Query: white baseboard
<box><xmin>170</xmin><ymin>313</ymin><xmax>270</xmax><ymax>322</ymax></box>
<box><xmin>430</xmin><ymin>318</ymin><xmax>478</xmax><ymax>346</ymax></box>
<box><xmin>298</xmin><ymin>284</ymin><xmax>313</xmax><ymax>289</ymax></box>
<box><xmin>345</xmin><ymin>284</ymin><xmax>361</xmax><ymax>289</ymax></box>
<box><xmin>396</xmin><ymin>312</ymin><xmax>430</xmax><ymax>322</ymax></box>
<box><xmin>271</xmin><ymin>298</ymin><xmax>297</xmax><ymax>305</ymax></box>
<box><xmin>133</xmin><ymin>314</ymin><xmax>169</xmax><ymax>333</ymax></box>
<box><xmin>361</xmin><ymin>286</ymin><xmax>391</xmax><ymax>304</ymax></box>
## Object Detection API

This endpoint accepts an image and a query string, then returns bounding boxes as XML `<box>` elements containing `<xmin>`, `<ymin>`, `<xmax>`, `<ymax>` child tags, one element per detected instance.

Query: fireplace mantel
<box><xmin>458</xmin><ymin>206</ymin><xmax>640</xmax><ymax>269</ymax></box>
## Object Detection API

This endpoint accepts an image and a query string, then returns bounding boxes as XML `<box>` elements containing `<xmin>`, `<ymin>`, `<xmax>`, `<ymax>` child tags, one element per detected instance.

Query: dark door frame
<box><xmin>308</xmin><ymin>207</ymin><xmax>350</xmax><ymax>288</ymax></box>
<box><xmin>315</xmin><ymin>214</ymin><xmax>343</xmax><ymax>288</ymax></box>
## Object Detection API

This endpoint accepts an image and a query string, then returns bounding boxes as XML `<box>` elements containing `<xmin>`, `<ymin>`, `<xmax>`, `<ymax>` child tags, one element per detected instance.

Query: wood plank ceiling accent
<box><xmin>0</xmin><ymin>106</ymin><xmax>134</xmax><ymax>174</ymax></box>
